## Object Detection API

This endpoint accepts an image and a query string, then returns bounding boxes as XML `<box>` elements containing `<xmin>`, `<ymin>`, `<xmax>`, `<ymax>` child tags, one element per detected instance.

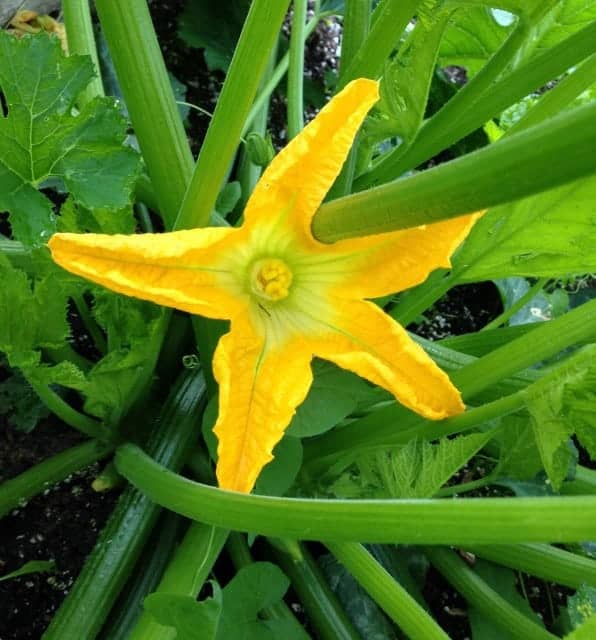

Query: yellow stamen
<box><xmin>252</xmin><ymin>258</ymin><xmax>293</xmax><ymax>301</ymax></box>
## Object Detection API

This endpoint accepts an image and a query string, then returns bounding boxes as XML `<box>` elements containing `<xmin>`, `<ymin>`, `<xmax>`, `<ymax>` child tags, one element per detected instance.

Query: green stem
<box><xmin>269</xmin><ymin>539</ymin><xmax>361</xmax><ymax>640</ymax></box>
<box><xmin>115</xmin><ymin>444</ymin><xmax>596</xmax><ymax>544</ymax></box>
<box><xmin>28</xmin><ymin>378</ymin><xmax>104</xmax><ymax>439</ymax></box>
<box><xmin>326</xmin><ymin>542</ymin><xmax>449</xmax><ymax>639</ymax></box>
<box><xmin>389</xmin><ymin>270</ymin><xmax>455</xmax><ymax>327</ymax></box>
<box><xmin>504</xmin><ymin>52</ymin><xmax>596</xmax><ymax>136</ymax></box>
<box><xmin>99</xmin><ymin>512</ymin><xmax>183</xmax><ymax>640</ymax></box>
<box><xmin>62</xmin><ymin>0</ymin><xmax>105</xmax><ymax>105</ymax></box>
<box><xmin>94</xmin><ymin>0</ymin><xmax>194</xmax><ymax>229</ymax></box>
<box><xmin>468</xmin><ymin>544</ymin><xmax>596</xmax><ymax>590</ymax></box>
<box><xmin>242</xmin><ymin>12</ymin><xmax>327</xmax><ymax>137</ymax></box>
<box><xmin>0</xmin><ymin>439</ymin><xmax>111</xmax><ymax>519</ymax></box>
<box><xmin>287</xmin><ymin>0</ymin><xmax>307</xmax><ymax>139</ymax></box>
<box><xmin>436</xmin><ymin>474</ymin><xmax>498</xmax><ymax>498</ymax></box>
<box><xmin>338</xmin><ymin>0</ymin><xmax>371</xmax><ymax>84</ymax></box>
<box><xmin>337</xmin><ymin>0</ymin><xmax>419</xmax><ymax>90</ymax></box>
<box><xmin>129</xmin><ymin>523</ymin><xmax>228</xmax><ymax>640</ymax></box>
<box><xmin>313</xmin><ymin>99</ymin><xmax>596</xmax><ymax>241</ymax></box>
<box><xmin>71</xmin><ymin>292</ymin><xmax>107</xmax><ymax>354</ymax></box>
<box><xmin>425</xmin><ymin>547</ymin><xmax>557</xmax><ymax>640</ymax></box>
<box><xmin>175</xmin><ymin>0</ymin><xmax>290</xmax><ymax>230</ymax></box>
<box><xmin>359</xmin><ymin>19</ymin><xmax>596</xmax><ymax>188</ymax></box>
<box><xmin>43</xmin><ymin>369</ymin><xmax>207</xmax><ymax>640</ymax></box>
<box><xmin>452</xmin><ymin>300</ymin><xmax>596</xmax><ymax>398</ymax></box>
<box><xmin>481</xmin><ymin>278</ymin><xmax>549</xmax><ymax>332</ymax></box>
<box><xmin>226</xmin><ymin>533</ymin><xmax>312</xmax><ymax>637</ymax></box>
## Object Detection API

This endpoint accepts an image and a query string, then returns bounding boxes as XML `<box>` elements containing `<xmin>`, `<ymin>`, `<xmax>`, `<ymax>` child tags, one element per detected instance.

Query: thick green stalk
<box><xmin>63</xmin><ymin>0</ymin><xmax>105</xmax><ymax>104</ymax></box>
<box><xmin>359</xmin><ymin>19</ymin><xmax>596</xmax><ymax>188</ymax></box>
<box><xmin>94</xmin><ymin>0</ymin><xmax>193</xmax><ymax>229</ymax></box>
<box><xmin>270</xmin><ymin>539</ymin><xmax>361</xmax><ymax>640</ymax></box>
<box><xmin>129</xmin><ymin>523</ymin><xmax>228</xmax><ymax>640</ymax></box>
<box><xmin>468</xmin><ymin>544</ymin><xmax>596</xmax><ymax>590</ymax></box>
<box><xmin>99</xmin><ymin>512</ymin><xmax>182</xmax><ymax>640</ymax></box>
<box><xmin>116</xmin><ymin>444</ymin><xmax>596</xmax><ymax>544</ymax></box>
<box><xmin>0</xmin><ymin>439</ymin><xmax>110</xmax><ymax>518</ymax></box>
<box><xmin>175</xmin><ymin>0</ymin><xmax>290</xmax><ymax>230</ymax></box>
<box><xmin>313</xmin><ymin>100</ymin><xmax>596</xmax><ymax>240</ymax></box>
<box><xmin>326</xmin><ymin>542</ymin><xmax>449</xmax><ymax>640</ymax></box>
<box><xmin>287</xmin><ymin>0</ymin><xmax>307</xmax><ymax>139</ymax></box>
<box><xmin>425</xmin><ymin>547</ymin><xmax>557</xmax><ymax>640</ymax></box>
<box><xmin>338</xmin><ymin>0</ymin><xmax>419</xmax><ymax>89</ymax></box>
<box><xmin>43</xmin><ymin>370</ymin><xmax>206</xmax><ymax>640</ymax></box>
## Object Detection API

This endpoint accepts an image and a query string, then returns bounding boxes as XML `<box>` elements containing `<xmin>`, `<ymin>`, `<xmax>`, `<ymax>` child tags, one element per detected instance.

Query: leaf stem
<box><xmin>0</xmin><ymin>439</ymin><xmax>111</xmax><ymax>518</ymax></box>
<box><xmin>128</xmin><ymin>523</ymin><xmax>228</xmax><ymax>640</ymax></box>
<box><xmin>269</xmin><ymin>539</ymin><xmax>361</xmax><ymax>640</ymax></box>
<box><xmin>115</xmin><ymin>444</ymin><xmax>596</xmax><ymax>544</ymax></box>
<box><xmin>62</xmin><ymin>0</ymin><xmax>105</xmax><ymax>105</ymax></box>
<box><xmin>27</xmin><ymin>378</ymin><xmax>105</xmax><ymax>439</ymax></box>
<box><xmin>468</xmin><ymin>544</ymin><xmax>596</xmax><ymax>590</ymax></box>
<box><xmin>313</xmin><ymin>100</ymin><xmax>596</xmax><ymax>240</ymax></box>
<box><xmin>425</xmin><ymin>547</ymin><xmax>557</xmax><ymax>640</ymax></box>
<box><xmin>287</xmin><ymin>0</ymin><xmax>307</xmax><ymax>139</ymax></box>
<box><xmin>326</xmin><ymin>541</ymin><xmax>449</xmax><ymax>639</ymax></box>
<box><xmin>175</xmin><ymin>0</ymin><xmax>290</xmax><ymax>230</ymax></box>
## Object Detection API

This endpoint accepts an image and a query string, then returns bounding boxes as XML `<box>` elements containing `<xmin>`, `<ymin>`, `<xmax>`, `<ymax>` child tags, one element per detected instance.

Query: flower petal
<box><xmin>330</xmin><ymin>212</ymin><xmax>483</xmax><ymax>299</ymax></box>
<box><xmin>213</xmin><ymin>316</ymin><xmax>313</xmax><ymax>493</ymax></box>
<box><xmin>243</xmin><ymin>78</ymin><xmax>380</xmax><ymax>239</ymax></box>
<box><xmin>48</xmin><ymin>227</ymin><xmax>245</xmax><ymax>318</ymax></box>
<box><xmin>311</xmin><ymin>299</ymin><xmax>464</xmax><ymax>420</ymax></box>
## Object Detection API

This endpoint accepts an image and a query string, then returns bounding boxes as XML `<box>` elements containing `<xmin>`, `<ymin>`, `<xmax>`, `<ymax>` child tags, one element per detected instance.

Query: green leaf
<box><xmin>522</xmin><ymin>345</ymin><xmax>596</xmax><ymax>489</ymax></box>
<box><xmin>178</xmin><ymin>0</ymin><xmax>251</xmax><ymax>71</ymax></box>
<box><xmin>0</xmin><ymin>560</ymin><xmax>55</xmax><ymax>582</ymax></box>
<box><xmin>565</xmin><ymin>615</ymin><xmax>596</xmax><ymax>640</ymax></box>
<box><xmin>0</xmin><ymin>31</ymin><xmax>141</xmax><ymax>245</ymax></box>
<box><xmin>255</xmin><ymin>436</ymin><xmax>303</xmax><ymax>497</ymax></box>
<box><xmin>319</xmin><ymin>553</ymin><xmax>399</xmax><ymax>640</ymax></box>
<box><xmin>287</xmin><ymin>360</ymin><xmax>378</xmax><ymax>438</ymax></box>
<box><xmin>377</xmin><ymin>432</ymin><xmax>494</xmax><ymax>498</ymax></box>
<box><xmin>452</xmin><ymin>175</ymin><xmax>596</xmax><ymax>282</ymax></box>
<box><xmin>58</xmin><ymin>196</ymin><xmax>136</xmax><ymax>234</ymax></box>
<box><xmin>496</xmin><ymin>415</ymin><xmax>543</xmax><ymax>481</ymax></box>
<box><xmin>494</xmin><ymin>277</ymin><xmax>569</xmax><ymax>326</ymax></box>
<box><xmin>532</xmin><ymin>1</ymin><xmax>596</xmax><ymax>55</ymax></box>
<box><xmin>567</xmin><ymin>585</ymin><xmax>596</xmax><ymax>629</ymax></box>
<box><xmin>145</xmin><ymin>564</ymin><xmax>295</xmax><ymax>640</ymax></box>
<box><xmin>363</xmin><ymin>11</ymin><xmax>450</xmax><ymax>145</ymax></box>
<box><xmin>438</xmin><ymin>7</ymin><xmax>512</xmax><ymax>77</ymax></box>
<box><xmin>0</xmin><ymin>264</ymin><xmax>72</xmax><ymax>364</ymax></box>
<box><xmin>0</xmin><ymin>369</ymin><xmax>49</xmax><ymax>432</ymax></box>
<box><xmin>145</xmin><ymin>586</ymin><xmax>223</xmax><ymax>640</ymax></box>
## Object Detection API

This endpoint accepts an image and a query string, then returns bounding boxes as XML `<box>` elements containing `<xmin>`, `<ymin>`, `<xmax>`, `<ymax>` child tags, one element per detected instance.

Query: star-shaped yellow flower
<box><xmin>49</xmin><ymin>79</ymin><xmax>480</xmax><ymax>493</ymax></box>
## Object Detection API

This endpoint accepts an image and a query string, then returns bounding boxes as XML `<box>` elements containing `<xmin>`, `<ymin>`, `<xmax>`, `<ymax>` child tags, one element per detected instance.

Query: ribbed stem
<box><xmin>326</xmin><ymin>542</ymin><xmax>449</xmax><ymax>639</ymax></box>
<box><xmin>287</xmin><ymin>0</ymin><xmax>307</xmax><ymax>139</ymax></box>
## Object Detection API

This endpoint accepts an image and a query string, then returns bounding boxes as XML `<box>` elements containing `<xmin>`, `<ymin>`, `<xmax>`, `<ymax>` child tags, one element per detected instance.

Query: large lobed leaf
<box><xmin>0</xmin><ymin>31</ymin><xmax>140</xmax><ymax>245</ymax></box>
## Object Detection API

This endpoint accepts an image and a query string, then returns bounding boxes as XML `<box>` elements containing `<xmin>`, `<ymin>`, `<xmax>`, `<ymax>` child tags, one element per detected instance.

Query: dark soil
<box><xmin>0</xmin><ymin>417</ymin><xmax>118</xmax><ymax>640</ymax></box>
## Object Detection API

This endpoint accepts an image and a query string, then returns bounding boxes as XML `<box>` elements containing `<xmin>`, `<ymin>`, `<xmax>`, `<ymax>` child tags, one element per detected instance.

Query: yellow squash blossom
<box><xmin>49</xmin><ymin>79</ymin><xmax>480</xmax><ymax>493</ymax></box>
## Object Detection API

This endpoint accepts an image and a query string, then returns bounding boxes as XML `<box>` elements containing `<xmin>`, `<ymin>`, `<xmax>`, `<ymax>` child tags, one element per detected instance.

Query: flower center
<box><xmin>251</xmin><ymin>258</ymin><xmax>293</xmax><ymax>301</ymax></box>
